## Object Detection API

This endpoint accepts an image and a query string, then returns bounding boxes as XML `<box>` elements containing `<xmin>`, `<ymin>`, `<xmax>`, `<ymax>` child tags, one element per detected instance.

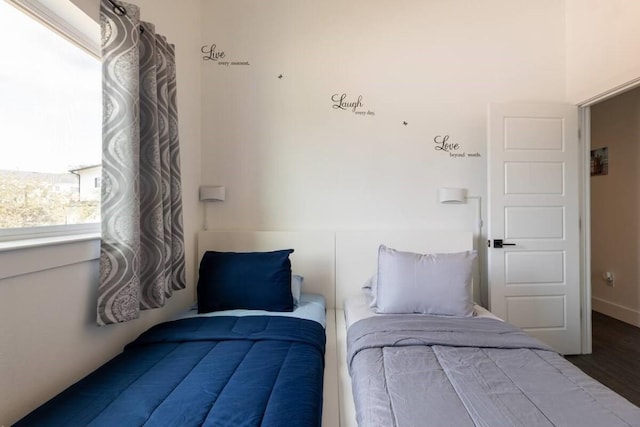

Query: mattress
<box><xmin>178</xmin><ymin>292</ymin><xmax>327</xmax><ymax>328</ymax></box>
<box><xmin>15</xmin><ymin>313</ymin><xmax>326</xmax><ymax>426</ymax></box>
<box><xmin>343</xmin><ymin>293</ymin><xmax>500</xmax><ymax>329</ymax></box>
<box><xmin>346</xmin><ymin>310</ymin><xmax>640</xmax><ymax>427</ymax></box>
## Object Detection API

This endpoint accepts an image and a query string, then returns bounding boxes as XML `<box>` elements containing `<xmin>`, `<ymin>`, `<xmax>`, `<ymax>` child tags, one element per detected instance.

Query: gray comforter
<box><xmin>347</xmin><ymin>315</ymin><xmax>640</xmax><ymax>427</ymax></box>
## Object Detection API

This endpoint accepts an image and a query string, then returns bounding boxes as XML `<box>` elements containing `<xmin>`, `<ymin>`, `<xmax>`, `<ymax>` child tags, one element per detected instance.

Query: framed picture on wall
<box><xmin>590</xmin><ymin>147</ymin><xmax>608</xmax><ymax>176</ymax></box>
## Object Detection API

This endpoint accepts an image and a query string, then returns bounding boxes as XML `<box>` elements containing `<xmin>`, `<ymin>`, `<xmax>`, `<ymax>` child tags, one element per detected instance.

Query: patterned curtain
<box><xmin>98</xmin><ymin>0</ymin><xmax>185</xmax><ymax>325</ymax></box>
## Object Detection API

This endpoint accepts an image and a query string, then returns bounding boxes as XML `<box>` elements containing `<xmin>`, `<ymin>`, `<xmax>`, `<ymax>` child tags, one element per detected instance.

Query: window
<box><xmin>0</xmin><ymin>0</ymin><xmax>101</xmax><ymax>241</ymax></box>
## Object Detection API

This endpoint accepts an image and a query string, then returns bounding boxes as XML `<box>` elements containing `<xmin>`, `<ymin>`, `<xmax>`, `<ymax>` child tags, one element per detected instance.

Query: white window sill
<box><xmin>0</xmin><ymin>233</ymin><xmax>101</xmax><ymax>280</ymax></box>
<box><xmin>0</xmin><ymin>232</ymin><xmax>100</xmax><ymax>252</ymax></box>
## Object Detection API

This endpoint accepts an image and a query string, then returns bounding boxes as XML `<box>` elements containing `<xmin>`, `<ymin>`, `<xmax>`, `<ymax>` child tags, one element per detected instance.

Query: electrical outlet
<box><xmin>603</xmin><ymin>272</ymin><xmax>615</xmax><ymax>287</ymax></box>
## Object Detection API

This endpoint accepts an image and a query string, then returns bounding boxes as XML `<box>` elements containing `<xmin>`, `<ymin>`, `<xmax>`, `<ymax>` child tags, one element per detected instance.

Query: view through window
<box><xmin>0</xmin><ymin>0</ymin><xmax>101</xmax><ymax>232</ymax></box>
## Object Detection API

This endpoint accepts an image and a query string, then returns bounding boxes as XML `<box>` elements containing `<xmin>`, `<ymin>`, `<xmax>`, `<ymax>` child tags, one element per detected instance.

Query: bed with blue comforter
<box><xmin>14</xmin><ymin>315</ymin><xmax>325</xmax><ymax>427</ymax></box>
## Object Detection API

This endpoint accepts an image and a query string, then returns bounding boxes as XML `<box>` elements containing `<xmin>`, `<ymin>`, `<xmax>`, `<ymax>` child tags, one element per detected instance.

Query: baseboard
<box><xmin>592</xmin><ymin>297</ymin><xmax>640</xmax><ymax>327</ymax></box>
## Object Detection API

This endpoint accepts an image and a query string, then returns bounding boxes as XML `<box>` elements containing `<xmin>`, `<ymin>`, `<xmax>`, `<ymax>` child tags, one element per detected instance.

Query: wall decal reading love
<box><xmin>434</xmin><ymin>135</ymin><xmax>480</xmax><ymax>158</ymax></box>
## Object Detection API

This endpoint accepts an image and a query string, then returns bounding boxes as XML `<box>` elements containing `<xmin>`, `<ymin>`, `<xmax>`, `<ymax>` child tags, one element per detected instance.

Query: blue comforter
<box><xmin>15</xmin><ymin>316</ymin><xmax>325</xmax><ymax>427</ymax></box>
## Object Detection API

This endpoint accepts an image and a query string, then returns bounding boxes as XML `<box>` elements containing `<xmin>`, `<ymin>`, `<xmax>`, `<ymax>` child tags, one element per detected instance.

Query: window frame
<box><xmin>9</xmin><ymin>0</ymin><xmax>100</xmax><ymax>56</ymax></box>
<box><xmin>1</xmin><ymin>0</ymin><xmax>102</xmax><ymax>245</ymax></box>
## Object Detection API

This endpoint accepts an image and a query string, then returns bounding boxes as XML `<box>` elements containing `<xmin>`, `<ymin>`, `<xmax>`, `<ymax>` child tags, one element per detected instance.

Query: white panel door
<box><xmin>488</xmin><ymin>103</ymin><xmax>580</xmax><ymax>355</ymax></box>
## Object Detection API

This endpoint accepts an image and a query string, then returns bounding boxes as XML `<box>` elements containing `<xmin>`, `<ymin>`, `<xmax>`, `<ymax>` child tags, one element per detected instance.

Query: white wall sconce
<box><xmin>199</xmin><ymin>185</ymin><xmax>226</xmax><ymax>202</ymax></box>
<box><xmin>438</xmin><ymin>187</ymin><xmax>482</xmax><ymax>229</ymax></box>
<box><xmin>200</xmin><ymin>185</ymin><xmax>225</xmax><ymax>230</ymax></box>
<box><xmin>438</xmin><ymin>187</ymin><xmax>467</xmax><ymax>204</ymax></box>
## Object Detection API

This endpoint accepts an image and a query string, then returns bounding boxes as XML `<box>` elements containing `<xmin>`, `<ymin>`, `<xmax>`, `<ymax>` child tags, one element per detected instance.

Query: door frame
<box><xmin>578</xmin><ymin>106</ymin><xmax>592</xmax><ymax>354</ymax></box>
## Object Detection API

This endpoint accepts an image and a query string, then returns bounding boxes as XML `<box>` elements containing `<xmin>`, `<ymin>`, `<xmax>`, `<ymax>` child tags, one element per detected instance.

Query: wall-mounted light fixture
<box><xmin>439</xmin><ymin>187</ymin><xmax>484</xmax><ymax>305</ymax></box>
<box><xmin>199</xmin><ymin>185</ymin><xmax>226</xmax><ymax>202</ymax></box>
<box><xmin>438</xmin><ymin>187</ymin><xmax>481</xmax><ymax>230</ymax></box>
<box><xmin>200</xmin><ymin>185</ymin><xmax>225</xmax><ymax>230</ymax></box>
<box><xmin>438</xmin><ymin>187</ymin><xmax>467</xmax><ymax>204</ymax></box>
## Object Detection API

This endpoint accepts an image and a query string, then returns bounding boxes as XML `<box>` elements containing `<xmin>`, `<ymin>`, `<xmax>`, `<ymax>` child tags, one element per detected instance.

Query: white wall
<box><xmin>201</xmin><ymin>0</ymin><xmax>567</xmax><ymax>305</ymax></box>
<box><xmin>590</xmin><ymin>86</ymin><xmax>640</xmax><ymax>326</ymax></box>
<box><xmin>0</xmin><ymin>0</ymin><xmax>202</xmax><ymax>424</ymax></box>
<box><xmin>10</xmin><ymin>0</ymin><xmax>640</xmax><ymax>423</ymax></box>
<box><xmin>566</xmin><ymin>0</ymin><xmax>640</xmax><ymax>104</ymax></box>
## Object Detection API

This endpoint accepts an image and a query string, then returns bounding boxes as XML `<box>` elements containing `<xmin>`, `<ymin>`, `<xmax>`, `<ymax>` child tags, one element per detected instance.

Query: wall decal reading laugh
<box><xmin>201</xmin><ymin>44</ymin><xmax>250</xmax><ymax>66</ymax></box>
<box><xmin>434</xmin><ymin>135</ymin><xmax>480</xmax><ymax>158</ymax></box>
<box><xmin>331</xmin><ymin>93</ymin><xmax>375</xmax><ymax>116</ymax></box>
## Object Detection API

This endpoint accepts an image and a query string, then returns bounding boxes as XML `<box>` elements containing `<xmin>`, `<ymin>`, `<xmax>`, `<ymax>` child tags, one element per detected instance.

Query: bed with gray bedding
<box><xmin>347</xmin><ymin>315</ymin><xmax>640</xmax><ymax>427</ymax></box>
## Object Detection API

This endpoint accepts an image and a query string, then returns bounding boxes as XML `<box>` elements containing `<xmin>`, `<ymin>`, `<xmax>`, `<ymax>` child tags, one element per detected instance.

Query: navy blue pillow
<box><xmin>197</xmin><ymin>249</ymin><xmax>295</xmax><ymax>313</ymax></box>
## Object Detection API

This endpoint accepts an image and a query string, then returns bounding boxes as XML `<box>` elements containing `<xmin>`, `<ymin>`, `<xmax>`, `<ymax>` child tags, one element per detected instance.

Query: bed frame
<box><xmin>335</xmin><ymin>231</ymin><xmax>473</xmax><ymax>427</ymax></box>
<box><xmin>198</xmin><ymin>231</ymin><xmax>338</xmax><ymax>427</ymax></box>
<box><xmin>197</xmin><ymin>230</ymin><xmax>473</xmax><ymax>427</ymax></box>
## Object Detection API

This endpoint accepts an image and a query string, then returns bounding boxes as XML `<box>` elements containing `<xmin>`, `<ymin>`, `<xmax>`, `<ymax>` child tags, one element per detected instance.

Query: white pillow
<box><xmin>361</xmin><ymin>274</ymin><xmax>378</xmax><ymax>308</ymax></box>
<box><xmin>375</xmin><ymin>245</ymin><xmax>476</xmax><ymax>316</ymax></box>
<box><xmin>291</xmin><ymin>274</ymin><xmax>303</xmax><ymax>306</ymax></box>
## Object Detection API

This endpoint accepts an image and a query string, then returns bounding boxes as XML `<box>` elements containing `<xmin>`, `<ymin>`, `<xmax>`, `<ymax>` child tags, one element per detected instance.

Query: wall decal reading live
<box><xmin>201</xmin><ymin>44</ymin><xmax>250</xmax><ymax>66</ymax></box>
<box><xmin>434</xmin><ymin>135</ymin><xmax>480</xmax><ymax>158</ymax></box>
<box><xmin>201</xmin><ymin>44</ymin><xmax>225</xmax><ymax>61</ymax></box>
<box><xmin>331</xmin><ymin>93</ymin><xmax>375</xmax><ymax>116</ymax></box>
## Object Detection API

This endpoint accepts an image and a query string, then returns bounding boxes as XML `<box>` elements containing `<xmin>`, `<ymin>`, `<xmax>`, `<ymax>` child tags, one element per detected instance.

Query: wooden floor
<box><xmin>566</xmin><ymin>311</ymin><xmax>640</xmax><ymax>407</ymax></box>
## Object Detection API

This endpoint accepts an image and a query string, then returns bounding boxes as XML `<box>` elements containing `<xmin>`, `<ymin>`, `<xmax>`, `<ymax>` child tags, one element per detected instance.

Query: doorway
<box><xmin>580</xmin><ymin>84</ymin><xmax>640</xmax><ymax>354</ymax></box>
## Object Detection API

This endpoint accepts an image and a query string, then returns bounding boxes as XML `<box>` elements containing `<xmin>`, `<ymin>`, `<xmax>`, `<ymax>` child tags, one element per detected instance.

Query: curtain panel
<box><xmin>98</xmin><ymin>0</ymin><xmax>185</xmax><ymax>325</ymax></box>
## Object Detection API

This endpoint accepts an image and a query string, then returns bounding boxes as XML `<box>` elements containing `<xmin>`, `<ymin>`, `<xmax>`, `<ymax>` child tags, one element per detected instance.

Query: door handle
<box><xmin>493</xmin><ymin>239</ymin><xmax>516</xmax><ymax>249</ymax></box>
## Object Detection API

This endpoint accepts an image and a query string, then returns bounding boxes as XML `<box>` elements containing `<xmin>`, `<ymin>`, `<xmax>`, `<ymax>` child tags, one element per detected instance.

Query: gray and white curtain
<box><xmin>98</xmin><ymin>0</ymin><xmax>185</xmax><ymax>325</ymax></box>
